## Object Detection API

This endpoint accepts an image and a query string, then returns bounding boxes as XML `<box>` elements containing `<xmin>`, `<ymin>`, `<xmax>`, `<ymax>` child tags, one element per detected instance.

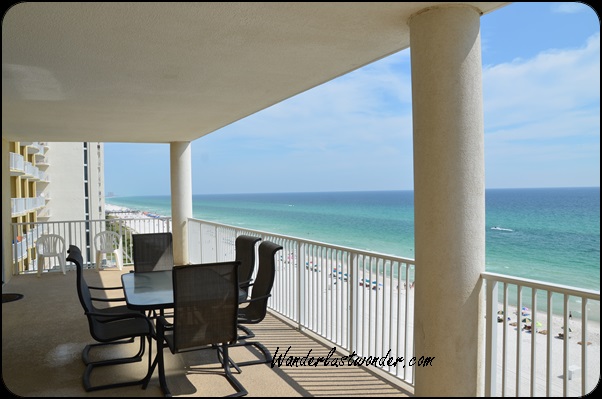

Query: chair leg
<box><xmin>115</xmin><ymin>248</ymin><xmax>123</xmax><ymax>270</ymax></box>
<box><xmin>96</xmin><ymin>251</ymin><xmax>102</xmax><ymax>271</ymax></box>
<box><xmin>237</xmin><ymin>324</ymin><xmax>255</xmax><ymax>340</ymax></box>
<box><xmin>37</xmin><ymin>255</ymin><xmax>44</xmax><ymax>277</ymax></box>
<box><xmin>157</xmin><ymin>331</ymin><xmax>172</xmax><ymax>397</ymax></box>
<box><xmin>82</xmin><ymin>336</ymin><xmax>144</xmax><ymax>366</ymax></box>
<box><xmin>228</xmin><ymin>340</ymin><xmax>272</xmax><ymax>367</ymax></box>
<box><xmin>59</xmin><ymin>255</ymin><xmax>67</xmax><ymax>275</ymax></box>
<box><xmin>142</xmin><ymin>336</ymin><xmax>159</xmax><ymax>389</ymax></box>
<box><xmin>221</xmin><ymin>344</ymin><xmax>248</xmax><ymax>397</ymax></box>
<box><xmin>82</xmin><ymin>336</ymin><xmax>154</xmax><ymax>392</ymax></box>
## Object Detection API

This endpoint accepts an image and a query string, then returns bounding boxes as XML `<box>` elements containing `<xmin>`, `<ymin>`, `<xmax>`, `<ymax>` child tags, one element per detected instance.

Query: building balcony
<box><xmin>5</xmin><ymin>217</ymin><xmax>599</xmax><ymax>397</ymax></box>
<box><xmin>9</xmin><ymin>152</ymin><xmax>25</xmax><ymax>176</ymax></box>
<box><xmin>35</xmin><ymin>153</ymin><xmax>50</xmax><ymax>166</ymax></box>
<box><xmin>2</xmin><ymin>262</ymin><xmax>411</xmax><ymax>397</ymax></box>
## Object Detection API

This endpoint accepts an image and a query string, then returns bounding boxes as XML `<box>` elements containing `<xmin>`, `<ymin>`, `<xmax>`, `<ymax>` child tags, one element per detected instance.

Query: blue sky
<box><xmin>105</xmin><ymin>2</ymin><xmax>600</xmax><ymax>196</ymax></box>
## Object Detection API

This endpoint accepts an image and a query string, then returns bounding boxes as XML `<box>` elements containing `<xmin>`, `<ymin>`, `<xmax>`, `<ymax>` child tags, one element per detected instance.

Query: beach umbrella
<box><xmin>522</xmin><ymin>317</ymin><xmax>532</xmax><ymax>324</ymax></box>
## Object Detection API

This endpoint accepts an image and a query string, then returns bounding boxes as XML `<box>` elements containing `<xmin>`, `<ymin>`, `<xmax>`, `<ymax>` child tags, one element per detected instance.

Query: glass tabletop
<box><xmin>121</xmin><ymin>270</ymin><xmax>173</xmax><ymax>311</ymax></box>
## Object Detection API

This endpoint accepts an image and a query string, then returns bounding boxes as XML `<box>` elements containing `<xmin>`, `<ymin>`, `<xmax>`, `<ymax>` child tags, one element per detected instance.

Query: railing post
<box><xmin>349</xmin><ymin>252</ymin><xmax>357</xmax><ymax>355</ymax></box>
<box><xmin>581</xmin><ymin>298</ymin><xmax>588</xmax><ymax>396</ymax></box>
<box><xmin>530</xmin><ymin>288</ymin><xmax>538</xmax><ymax>397</ymax></box>
<box><xmin>546</xmin><ymin>291</ymin><xmax>553</xmax><ymax>396</ymax></box>
<box><xmin>485</xmin><ymin>277</ymin><xmax>498</xmax><ymax>396</ymax></box>
<box><xmin>298</xmin><ymin>242</ymin><xmax>305</xmax><ymax>331</ymax></box>
<box><xmin>516</xmin><ymin>285</ymin><xmax>523</xmax><ymax>397</ymax></box>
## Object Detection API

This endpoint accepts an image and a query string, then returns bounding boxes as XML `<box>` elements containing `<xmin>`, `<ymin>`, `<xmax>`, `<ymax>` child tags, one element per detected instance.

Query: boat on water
<box><xmin>491</xmin><ymin>226</ymin><xmax>513</xmax><ymax>232</ymax></box>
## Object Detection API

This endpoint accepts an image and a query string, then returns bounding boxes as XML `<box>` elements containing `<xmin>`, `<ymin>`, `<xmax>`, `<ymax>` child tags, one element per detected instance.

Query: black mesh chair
<box><xmin>132</xmin><ymin>232</ymin><xmax>174</xmax><ymax>273</ymax></box>
<box><xmin>156</xmin><ymin>261</ymin><xmax>247</xmax><ymax>397</ymax></box>
<box><xmin>231</xmin><ymin>241</ymin><xmax>282</xmax><ymax>367</ymax></box>
<box><xmin>132</xmin><ymin>232</ymin><xmax>174</xmax><ymax>319</ymax></box>
<box><xmin>235</xmin><ymin>235</ymin><xmax>262</xmax><ymax>302</ymax></box>
<box><xmin>66</xmin><ymin>245</ymin><xmax>156</xmax><ymax>392</ymax></box>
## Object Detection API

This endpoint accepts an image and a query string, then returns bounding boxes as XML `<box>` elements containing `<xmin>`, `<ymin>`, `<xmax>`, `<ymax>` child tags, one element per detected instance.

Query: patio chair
<box><xmin>230</xmin><ymin>241</ymin><xmax>282</xmax><ymax>367</ymax></box>
<box><xmin>94</xmin><ymin>230</ymin><xmax>124</xmax><ymax>271</ymax></box>
<box><xmin>235</xmin><ymin>235</ymin><xmax>262</xmax><ymax>302</ymax></box>
<box><xmin>66</xmin><ymin>245</ymin><xmax>155</xmax><ymax>392</ymax></box>
<box><xmin>132</xmin><ymin>232</ymin><xmax>173</xmax><ymax>272</ymax></box>
<box><xmin>36</xmin><ymin>234</ymin><xmax>67</xmax><ymax>277</ymax></box>
<box><xmin>156</xmin><ymin>261</ymin><xmax>247</xmax><ymax>397</ymax></box>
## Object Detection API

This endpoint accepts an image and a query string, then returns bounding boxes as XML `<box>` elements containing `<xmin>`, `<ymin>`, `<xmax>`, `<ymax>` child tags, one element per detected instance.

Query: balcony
<box><xmin>6</xmin><ymin>218</ymin><xmax>599</xmax><ymax>397</ymax></box>
<box><xmin>2</xmin><ymin>259</ymin><xmax>411</xmax><ymax>397</ymax></box>
<box><xmin>9</xmin><ymin>152</ymin><xmax>25</xmax><ymax>176</ymax></box>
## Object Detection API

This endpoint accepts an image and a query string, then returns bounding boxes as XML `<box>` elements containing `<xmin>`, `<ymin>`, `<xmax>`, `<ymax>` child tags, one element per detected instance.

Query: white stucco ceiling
<box><xmin>2</xmin><ymin>2</ymin><xmax>508</xmax><ymax>143</ymax></box>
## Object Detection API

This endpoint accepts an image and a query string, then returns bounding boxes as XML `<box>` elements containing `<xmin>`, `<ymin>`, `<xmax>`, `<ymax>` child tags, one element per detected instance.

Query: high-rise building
<box><xmin>8</xmin><ymin>141</ymin><xmax>104</xmax><ymax>274</ymax></box>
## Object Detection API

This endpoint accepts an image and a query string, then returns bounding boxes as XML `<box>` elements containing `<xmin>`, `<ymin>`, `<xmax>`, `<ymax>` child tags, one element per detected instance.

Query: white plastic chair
<box><xmin>36</xmin><ymin>234</ymin><xmax>67</xmax><ymax>277</ymax></box>
<box><xmin>94</xmin><ymin>231</ymin><xmax>123</xmax><ymax>271</ymax></box>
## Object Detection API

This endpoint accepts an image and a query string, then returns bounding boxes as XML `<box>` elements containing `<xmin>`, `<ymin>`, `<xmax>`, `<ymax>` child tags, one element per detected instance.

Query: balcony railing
<box><xmin>483</xmin><ymin>272</ymin><xmax>600</xmax><ymax>397</ymax></box>
<box><xmin>10</xmin><ymin>217</ymin><xmax>171</xmax><ymax>274</ymax></box>
<box><xmin>9</xmin><ymin>217</ymin><xmax>599</xmax><ymax>396</ymax></box>
<box><xmin>9</xmin><ymin>152</ymin><xmax>25</xmax><ymax>174</ymax></box>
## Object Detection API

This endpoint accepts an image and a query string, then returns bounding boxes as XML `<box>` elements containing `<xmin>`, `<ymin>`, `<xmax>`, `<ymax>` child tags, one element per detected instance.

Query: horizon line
<box><xmin>105</xmin><ymin>186</ymin><xmax>600</xmax><ymax>198</ymax></box>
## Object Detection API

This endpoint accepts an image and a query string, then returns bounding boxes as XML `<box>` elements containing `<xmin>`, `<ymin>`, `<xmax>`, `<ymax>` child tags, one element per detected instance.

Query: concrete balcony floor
<box><xmin>2</xmin><ymin>267</ymin><xmax>412</xmax><ymax>397</ymax></box>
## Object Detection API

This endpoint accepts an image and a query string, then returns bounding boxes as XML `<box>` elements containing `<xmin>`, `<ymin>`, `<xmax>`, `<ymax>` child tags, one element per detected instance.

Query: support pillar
<box><xmin>409</xmin><ymin>5</ymin><xmax>485</xmax><ymax>396</ymax></box>
<box><xmin>170</xmin><ymin>141</ymin><xmax>193</xmax><ymax>266</ymax></box>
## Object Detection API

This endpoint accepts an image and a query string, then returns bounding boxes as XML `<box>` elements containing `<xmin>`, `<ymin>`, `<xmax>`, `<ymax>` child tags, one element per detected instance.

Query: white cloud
<box><xmin>201</xmin><ymin>50</ymin><xmax>414</xmax><ymax>156</ymax></box>
<box><xmin>483</xmin><ymin>32</ymin><xmax>600</xmax><ymax>188</ymax></box>
<box><xmin>483</xmin><ymin>32</ymin><xmax>600</xmax><ymax>137</ymax></box>
<box><xmin>551</xmin><ymin>2</ymin><xmax>593</xmax><ymax>14</ymax></box>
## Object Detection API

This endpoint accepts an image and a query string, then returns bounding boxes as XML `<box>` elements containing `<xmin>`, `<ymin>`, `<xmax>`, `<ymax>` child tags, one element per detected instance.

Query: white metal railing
<box><xmin>188</xmin><ymin>217</ymin><xmax>418</xmax><ymax>387</ymax></box>
<box><xmin>188</xmin><ymin>218</ymin><xmax>599</xmax><ymax>395</ymax></box>
<box><xmin>10</xmin><ymin>218</ymin><xmax>171</xmax><ymax>275</ymax></box>
<box><xmin>483</xmin><ymin>272</ymin><xmax>600</xmax><ymax>397</ymax></box>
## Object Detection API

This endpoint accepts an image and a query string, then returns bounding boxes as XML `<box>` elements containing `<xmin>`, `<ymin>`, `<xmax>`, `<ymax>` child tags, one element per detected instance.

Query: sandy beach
<box><xmin>491</xmin><ymin>302</ymin><xmax>600</xmax><ymax>396</ymax></box>
<box><xmin>105</xmin><ymin>203</ymin><xmax>170</xmax><ymax>234</ymax></box>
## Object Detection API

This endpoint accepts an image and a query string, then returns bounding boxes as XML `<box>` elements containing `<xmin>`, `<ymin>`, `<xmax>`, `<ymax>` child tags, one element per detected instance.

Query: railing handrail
<box><xmin>482</xmin><ymin>271</ymin><xmax>600</xmax><ymax>300</ymax></box>
<box><xmin>188</xmin><ymin>217</ymin><xmax>416</xmax><ymax>265</ymax></box>
<box><xmin>11</xmin><ymin>216</ymin><xmax>171</xmax><ymax>228</ymax></box>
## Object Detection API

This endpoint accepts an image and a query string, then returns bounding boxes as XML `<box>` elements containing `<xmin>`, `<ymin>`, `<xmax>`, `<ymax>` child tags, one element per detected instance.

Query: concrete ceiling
<box><xmin>2</xmin><ymin>2</ymin><xmax>508</xmax><ymax>143</ymax></box>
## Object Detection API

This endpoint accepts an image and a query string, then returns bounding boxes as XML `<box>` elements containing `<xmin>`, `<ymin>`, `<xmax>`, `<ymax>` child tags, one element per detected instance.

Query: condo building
<box><xmin>6</xmin><ymin>141</ymin><xmax>104</xmax><ymax>277</ymax></box>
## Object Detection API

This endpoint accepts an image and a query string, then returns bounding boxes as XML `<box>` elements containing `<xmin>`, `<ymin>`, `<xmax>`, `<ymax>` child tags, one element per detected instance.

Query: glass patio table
<box><xmin>121</xmin><ymin>270</ymin><xmax>173</xmax><ymax>311</ymax></box>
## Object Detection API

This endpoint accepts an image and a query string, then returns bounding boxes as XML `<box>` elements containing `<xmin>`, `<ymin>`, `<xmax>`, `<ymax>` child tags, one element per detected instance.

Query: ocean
<box><xmin>106</xmin><ymin>187</ymin><xmax>600</xmax><ymax>292</ymax></box>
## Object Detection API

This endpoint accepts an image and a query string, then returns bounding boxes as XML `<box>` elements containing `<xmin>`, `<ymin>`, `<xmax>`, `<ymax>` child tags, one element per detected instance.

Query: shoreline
<box><xmin>105</xmin><ymin>203</ymin><xmax>169</xmax><ymax>234</ymax></box>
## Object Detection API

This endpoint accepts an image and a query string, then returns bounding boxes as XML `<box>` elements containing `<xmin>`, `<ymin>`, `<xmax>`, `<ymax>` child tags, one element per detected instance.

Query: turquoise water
<box><xmin>107</xmin><ymin>187</ymin><xmax>600</xmax><ymax>292</ymax></box>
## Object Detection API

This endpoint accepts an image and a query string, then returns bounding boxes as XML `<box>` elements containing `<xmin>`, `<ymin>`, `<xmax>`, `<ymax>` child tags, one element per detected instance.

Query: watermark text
<box><xmin>270</xmin><ymin>346</ymin><xmax>435</xmax><ymax>369</ymax></box>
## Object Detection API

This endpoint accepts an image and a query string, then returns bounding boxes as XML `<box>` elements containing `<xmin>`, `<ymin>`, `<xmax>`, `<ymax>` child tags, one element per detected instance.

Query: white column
<box><xmin>170</xmin><ymin>141</ymin><xmax>193</xmax><ymax>266</ymax></box>
<box><xmin>409</xmin><ymin>5</ymin><xmax>485</xmax><ymax>396</ymax></box>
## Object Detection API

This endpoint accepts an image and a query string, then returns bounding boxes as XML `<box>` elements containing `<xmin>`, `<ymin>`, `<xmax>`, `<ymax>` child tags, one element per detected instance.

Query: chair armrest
<box><xmin>90</xmin><ymin>296</ymin><xmax>127</xmax><ymax>303</ymax></box>
<box><xmin>156</xmin><ymin>315</ymin><xmax>174</xmax><ymax>330</ymax></box>
<box><xmin>85</xmin><ymin>311</ymin><xmax>155</xmax><ymax>333</ymax></box>
<box><xmin>88</xmin><ymin>285</ymin><xmax>124</xmax><ymax>291</ymax></box>
<box><xmin>239</xmin><ymin>279</ymin><xmax>253</xmax><ymax>289</ymax></box>
<box><xmin>239</xmin><ymin>293</ymin><xmax>271</xmax><ymax>305</ymax></box>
